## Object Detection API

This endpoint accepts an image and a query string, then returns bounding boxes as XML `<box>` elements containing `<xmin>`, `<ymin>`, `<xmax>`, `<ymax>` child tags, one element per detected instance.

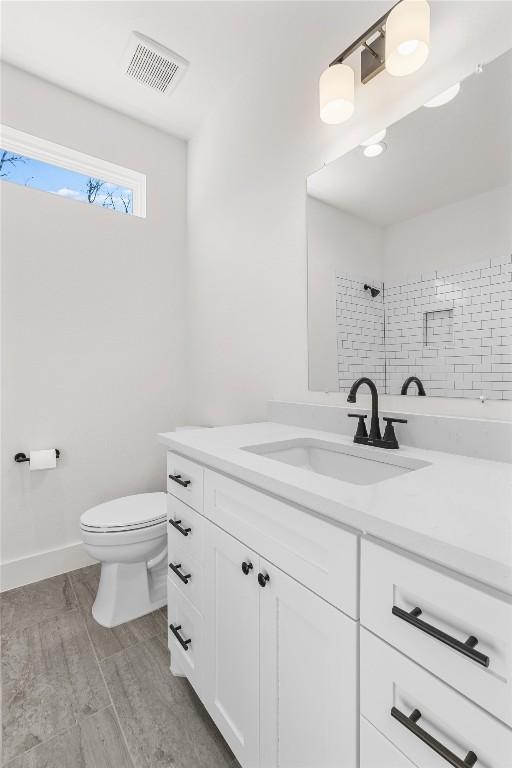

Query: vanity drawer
<box><xmin>361</xmin><ymin>539</ymin><xmax>512</xmax><ymax>725</ymax></box>
<box><xmin>167</xmin><ymin>494</ymin><xmax>205</xmax><ymax>565</ymax></box>
<box><xmin>167</xmin><ymin>579</ymin><xmax>204</xmax><ymax>696</ymax></box>
<box><xmin>204</xmin><ymin>469</ymin><xmax>359</xmax><ymax>618</ymax></box>
<box><xmin>166</xmin><ymin>451</ymin><xmax>203</xmax><ymax>512</ymax></box>
<box><xmin>360</xmin><ymin>628</ymin><xmax>512</xmax><ymax>768</ymax></box>
<box><xmin>360</xmin><ymin>716</ymin><xmax>415</xmax><ymax>768</ymax></box>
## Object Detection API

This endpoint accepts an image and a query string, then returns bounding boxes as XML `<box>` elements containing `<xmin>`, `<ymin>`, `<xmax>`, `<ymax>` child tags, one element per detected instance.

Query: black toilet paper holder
<box><xmin>14</xmin><ymin>449</ymin><xmax>61</xmax><ymax>463</ymax></box>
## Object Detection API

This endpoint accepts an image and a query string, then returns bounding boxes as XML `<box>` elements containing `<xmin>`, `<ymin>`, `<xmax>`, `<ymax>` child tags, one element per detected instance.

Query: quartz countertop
<box><xmin>158</xmin><ymin>422</ymin><xmax>512</xmax><ymax>596</ymax></box>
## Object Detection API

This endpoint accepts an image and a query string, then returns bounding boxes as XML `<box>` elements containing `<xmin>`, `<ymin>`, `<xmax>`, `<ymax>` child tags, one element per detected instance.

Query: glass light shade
<box><xmin>424</xmin><ymin>82</ymin><xmax>461</xmax><ymax>108</ymax></box>
<box><xmin>319</xmin><ymin>64</ymin><xmax>355</xmax><ymax>124</ymax></box>
<box><xmin>385</xmin><ymin>0</ymin><xmax>430</xmax><ymax>77</ymax></box>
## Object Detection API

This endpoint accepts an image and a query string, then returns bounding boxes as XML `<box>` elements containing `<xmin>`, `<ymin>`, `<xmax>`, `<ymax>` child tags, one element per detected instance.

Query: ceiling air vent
<box><xmin>123</xmin><ymin>32</ymin><xmax>188</xmax><ymax>95</ymax></box>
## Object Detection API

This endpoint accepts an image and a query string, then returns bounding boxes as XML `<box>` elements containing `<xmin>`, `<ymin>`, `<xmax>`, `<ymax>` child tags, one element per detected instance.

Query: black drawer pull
<box><xmin>242</xmin><ymin>561</ymin><xmax>253</xmax><ymax>575</ymax></box>
<box><xmin>169</xmin><ymin>624</ymin><xmax>192</xmax><ymax>651</ymax></box>
<box><xmin>169</xmin><ymin>473</ymin><xmax>191</xmax><ymax>488</ymax></box>
<box><xmin>169</xmin><ymin>519</ymin><xmax>191</xmax><ymax>537</ymax></box>
<box><xmin>391</xmin><ymin>707</ymin><xmax>477</xmax><ymax>768</ymax></box>
<box><xmin>392</xmin><ymin>606</ymin><xmax>489</xmax><ymax>668</ymax></box>
<box><xmin>169</xmin><ymin>562</ymin><xmax>191</xmax><ymax>584</ymax></box>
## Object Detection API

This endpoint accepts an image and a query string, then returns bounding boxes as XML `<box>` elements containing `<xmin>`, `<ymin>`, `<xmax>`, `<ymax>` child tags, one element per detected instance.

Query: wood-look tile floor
<box><xmin>1</xmin><ymin>565</ymin><xmax>239</xmax><ymax>768</ymax></box>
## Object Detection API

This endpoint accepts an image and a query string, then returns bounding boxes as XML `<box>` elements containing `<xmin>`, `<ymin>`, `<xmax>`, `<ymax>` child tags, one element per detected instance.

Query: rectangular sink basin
<box><xmin>242</xmin><ymin>438</ymin><xmax>430</xmax><ymax>486</ymax></box>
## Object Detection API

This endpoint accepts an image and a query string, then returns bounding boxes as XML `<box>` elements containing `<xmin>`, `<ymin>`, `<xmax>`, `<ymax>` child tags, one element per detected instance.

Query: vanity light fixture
<box><xmin>319</xmin><ymin>63</ymin><xmax>355</xmax><ymax>124</ymax></box>
<box><xmin>319</xmin><ymin>0</ymin><xmax>430</xmax><ymax>124</ymax></box>
<box><xmin>423</xmin><ymin>81</ymin><xmax>461</xmax><ymax>108</ymax></box>
<box><xmin>385</xmin><ymin>0</ymin><xmax>430</xmax><ymax>77</ymax></box>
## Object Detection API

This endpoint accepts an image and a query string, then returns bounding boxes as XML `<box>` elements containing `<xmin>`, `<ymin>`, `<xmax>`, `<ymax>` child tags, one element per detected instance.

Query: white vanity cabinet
<box><xmin>203</xmin><ymin>519</ymin><xmax>358</xmax><ymax>768</ymax></box>
<box><xmin>164</xmin><ymin>448</ymin><xmax>512</xmax><ymax>768</ymax></box>
<box><xmin>166</xmin><ymin>457</ymin><xmax>358</xmax><ymax>768</ymax></box>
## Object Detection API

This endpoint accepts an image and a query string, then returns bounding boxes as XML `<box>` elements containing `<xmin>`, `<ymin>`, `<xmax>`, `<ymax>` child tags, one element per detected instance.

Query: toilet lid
<box><xmin>80</xmin><ymin>492</ymin><xmax>166</xmax><ymax>532</ymax></box>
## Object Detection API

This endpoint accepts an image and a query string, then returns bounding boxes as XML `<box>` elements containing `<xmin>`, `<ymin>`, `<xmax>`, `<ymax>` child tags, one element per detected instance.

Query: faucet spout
<box><xmin>401</xmin><ymin>376</ymin><xmax>426</xmax><ymax>396</ymax></box>
<box><xmin>347</xmin><ymin>377</ymin><xmax>381</xmax><ymax>441</ymax></box>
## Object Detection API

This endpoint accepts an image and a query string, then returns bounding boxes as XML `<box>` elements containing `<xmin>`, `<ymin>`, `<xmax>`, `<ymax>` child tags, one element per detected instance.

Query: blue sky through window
<box><xmin>0</xmin><ymin>149</ymin><xmax>133</xmax><ymax>214</ymax></box>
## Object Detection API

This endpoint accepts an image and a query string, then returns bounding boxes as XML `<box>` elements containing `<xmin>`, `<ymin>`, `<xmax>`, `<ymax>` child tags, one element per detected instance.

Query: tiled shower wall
<box><xmin>336</xmin><ymin>273</ymin><xmax>385</xmax><ymax>391</ymax></box>
<box><xmin>336</xmin><ymin>254</ymin><xmax>512</xmax><ymax>399</ymax></box>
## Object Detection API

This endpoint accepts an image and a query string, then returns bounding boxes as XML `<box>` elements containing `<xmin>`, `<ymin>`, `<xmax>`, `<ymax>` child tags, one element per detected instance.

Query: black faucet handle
<box><xmin>380</xmin><ymin>417</ymin><xmax>407</xmax><ymax>449</ymax></box>
<box><xmin>348</xmin><ymin>413</ymin><xmax>368</xmax><ymax>441</ymax></box>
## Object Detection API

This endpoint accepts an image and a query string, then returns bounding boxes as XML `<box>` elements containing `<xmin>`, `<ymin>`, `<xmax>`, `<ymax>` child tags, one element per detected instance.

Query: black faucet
<box><xmin>347</xmin><ymin>377</ymin><xmax>381</xmax><ymax>441</ymax></box>
<box><xmin>401</xmin><ymin>376</ymin><xmax>426</xmax><ymax>396</ymax></box>
<box><xmin>347</xmin><ymin>377</ymin><xmax>407</xmax><ymax>449</ymax></box>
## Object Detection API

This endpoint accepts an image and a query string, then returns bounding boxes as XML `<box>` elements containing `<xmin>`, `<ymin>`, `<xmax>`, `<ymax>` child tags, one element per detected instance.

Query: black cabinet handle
<box><xmin>169</xmin><ymin>562</ymin><xmax>191</xmax><ymax>584</ymax></box>
<box><xmin>391</xmin><ymin>707</ymin><xmax>477</xmax><ymax>768</ymax></box>
<box><xmin>258</xmin><ymin>572</ymin><xmax>270</xmax><ymax>588</ymax></box>
<box><xmin>169</xmin><ymin>624</ymin><xmax>192</xmax><ymax>651</ymax></box>
<box><xmin>392</xmin><ymin>605</ymin><xmax>489</xmax><ymax>667</ymax></box>
<box><xmin>242</xmin><ymin>561</ymin><xmax>253</xmax><ymax>575</ymax></box>
<box><xmin>168</xmin><ymin>519</ymin><xmax>191</xmax><ymax>537</ymax></box>
<box><xmin>169</xmin><ymin>473</ymin><xmax>191</xmax><ymax>488</ymax></box>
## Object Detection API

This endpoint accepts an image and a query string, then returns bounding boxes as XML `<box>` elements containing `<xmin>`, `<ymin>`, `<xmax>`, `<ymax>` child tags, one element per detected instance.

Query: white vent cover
<box><xmin>123</xmin><ymin>32</ymin><xmax>188</xmax><ymax>95</ymax></box>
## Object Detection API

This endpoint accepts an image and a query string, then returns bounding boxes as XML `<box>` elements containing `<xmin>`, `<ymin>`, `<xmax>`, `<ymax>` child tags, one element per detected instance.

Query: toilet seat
<box><xmin>80</xmin><ymin>492</ymin><xmax>166</xmax><ymax>533</ymax></box>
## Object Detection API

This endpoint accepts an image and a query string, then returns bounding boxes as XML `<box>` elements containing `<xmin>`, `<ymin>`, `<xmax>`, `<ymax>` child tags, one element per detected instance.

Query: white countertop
<box><xmin>159</xmin><ymin>422</ymin><xmax>512</xmax><ymax>596</ymax></box>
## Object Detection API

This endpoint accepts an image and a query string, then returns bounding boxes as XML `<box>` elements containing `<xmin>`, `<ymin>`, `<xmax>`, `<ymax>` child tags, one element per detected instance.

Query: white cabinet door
<box><xmin>203</xmin><ymin>520</ymin><xmax>260</xmax><ymax>768</ymax></box>
<box><xmin>259</xmin><ymin>558</ymin><xmax>358</xmax><ymax>768</ymax></box>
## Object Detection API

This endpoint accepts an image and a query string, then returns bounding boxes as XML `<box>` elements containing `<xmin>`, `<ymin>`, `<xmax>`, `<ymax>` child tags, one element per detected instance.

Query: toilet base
<box><xmin>92</xmin><ymin>557</ymin><xmax>166</xmax><ymax>628</ymax></box>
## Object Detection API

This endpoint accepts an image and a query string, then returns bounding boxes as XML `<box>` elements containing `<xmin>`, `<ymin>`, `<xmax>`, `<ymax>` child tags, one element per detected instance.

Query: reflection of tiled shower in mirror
<box><xmin>336</xmin><ymin>274</ymin><xmax>385</xmax><ymax>392</ymax></box>
<box><xmin>307</xmin><ymin>46</ymin><xmax>512</xmax><ymax>400</ymax></box>
<box><xmin>384</xmin><ymin>258</ymin><xmax>512</xmax><ymax>399</ymax></box>
<box><xmin>334</xmin><ymin>258</ymin><xmax>512</xmax><ymax>399</ymax></box>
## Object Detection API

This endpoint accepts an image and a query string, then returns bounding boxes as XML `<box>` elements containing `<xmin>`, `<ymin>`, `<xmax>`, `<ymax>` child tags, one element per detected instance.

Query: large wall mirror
<box><xmin>307</xmin><ymin>47</ymin><xmax>512</xmax><ymax>399</ymax></box>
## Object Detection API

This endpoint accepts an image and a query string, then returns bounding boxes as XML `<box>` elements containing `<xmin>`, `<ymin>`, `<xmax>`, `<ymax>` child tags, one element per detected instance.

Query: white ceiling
<box><xmin>307</xmin><ymin>46</ymin><xmax>512</xmax><ymax>226</ymax></box>
<box><xmin>0</xmin><ymin>1</ymin><xmax>303</xmax><ymax>140</ymax></box>
<box><xmin>2</xmin><ymin>0</ymin><xmax>511</xmax><ymax>151</ymax></box>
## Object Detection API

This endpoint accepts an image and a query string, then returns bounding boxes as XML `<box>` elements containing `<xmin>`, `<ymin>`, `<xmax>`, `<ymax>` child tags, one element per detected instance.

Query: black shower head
<box><xmin>364</xmin><ymin>283</ymin><xmax>380</xmax><ymax>298</ymax></box>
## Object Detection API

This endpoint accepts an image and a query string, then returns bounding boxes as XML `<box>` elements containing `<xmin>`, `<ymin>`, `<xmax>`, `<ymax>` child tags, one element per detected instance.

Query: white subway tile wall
<box><xmin>336</xmin><ymin>255</ymin><xmax>512</xmax><ymax>399</ymax></box>
<box><xmin>336</xmin><ymin>274</ymin><xmax>385</xmax><ymax>392</ymax></box>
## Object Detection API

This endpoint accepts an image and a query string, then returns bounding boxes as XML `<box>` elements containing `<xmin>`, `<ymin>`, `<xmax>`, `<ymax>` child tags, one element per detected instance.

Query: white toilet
<box><xmin>80</xmin><ymin>492</ymin><xmax>167</xmax><ymax>627</ymax></box>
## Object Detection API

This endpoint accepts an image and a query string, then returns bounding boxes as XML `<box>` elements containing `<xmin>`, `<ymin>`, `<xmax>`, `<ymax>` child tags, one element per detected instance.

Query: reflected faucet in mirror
<box><xmin>347</xmin><ymin>377</ymin><xmax>407</xmax><ymax>449</ymax></box>
<box><xmin>401</xmin><ymin>376</ymin><xmax>426</xmax><ymax>396</ymax></box>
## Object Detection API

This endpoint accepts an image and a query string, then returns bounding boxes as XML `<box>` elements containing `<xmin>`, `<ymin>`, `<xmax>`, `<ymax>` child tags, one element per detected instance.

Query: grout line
<box><xmin>2</xmin><ymin>705</ymin><xmax>114</xmax><ymax>767</ymax></box>
<box><xmin>1</xmin><ymin>573</ymin><xmax>80</xmax><ymax>640</ymax></box>
<box><xmin>67</xmin><ymin>572</ymin><xmax>137</xmax><ymax>768</ymax></box>
<box><xmin>68</xmin><ymin>571</ymin><xmax>166</xmax><ymax>663</ymax></box>
<box><xmin>99</xmin><ymin>627</ymin><xmax>167</xmax><ymax>663</ymax></box>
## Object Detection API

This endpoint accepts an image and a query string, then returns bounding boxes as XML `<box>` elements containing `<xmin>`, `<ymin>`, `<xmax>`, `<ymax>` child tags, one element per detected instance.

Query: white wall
<box><xmin>1</xmin><ymin>64</ymin><xmax>187</xmax><ymax>588</ymax></box>
<box><xmin>384</xmin><ymin>184</ymin><xmax>512</xmax><ymax>281</ymax></box>
<box><xmin>307</xmin><ymin>197</ymin><xmax>382</xmax><ymax>391</ymax></box>
<box><xmin>187</xmin><ymin>1</ymin><xmax>512</xmax><ymax>425</ymax></box>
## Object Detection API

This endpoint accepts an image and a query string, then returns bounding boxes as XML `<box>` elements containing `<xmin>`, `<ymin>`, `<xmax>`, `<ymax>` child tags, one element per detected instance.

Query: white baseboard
<box><xmin>0</xmin><ymin>541</ymin><xmax>96</xmax><ymax>592</ymax></box>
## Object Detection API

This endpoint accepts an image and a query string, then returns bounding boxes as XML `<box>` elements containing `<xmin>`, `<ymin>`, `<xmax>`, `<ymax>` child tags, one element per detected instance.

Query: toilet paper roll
<box><xmin>29</xmin><ymin>449</ymin><xmax>57</xmax><ymax>471</ymax></box>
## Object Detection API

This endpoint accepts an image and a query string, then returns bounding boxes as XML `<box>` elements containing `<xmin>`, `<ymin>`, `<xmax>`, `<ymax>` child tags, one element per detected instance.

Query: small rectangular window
<box><xmin>0</xmin><ymin>125</ymin><xmax>146</xmax><ymax>217</ymax></box>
